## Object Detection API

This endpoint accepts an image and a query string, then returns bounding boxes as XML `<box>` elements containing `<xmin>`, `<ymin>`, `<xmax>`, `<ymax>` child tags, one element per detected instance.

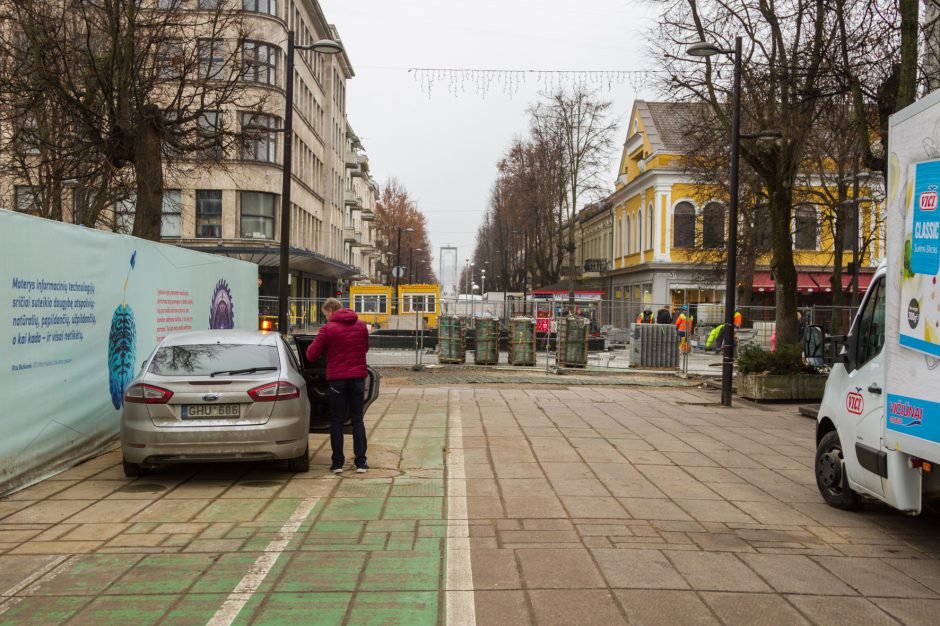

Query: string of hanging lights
<box><xmin>406</xmin><ymin>68</ymin><xmax>653</xmax><ymax>98</ymax></box>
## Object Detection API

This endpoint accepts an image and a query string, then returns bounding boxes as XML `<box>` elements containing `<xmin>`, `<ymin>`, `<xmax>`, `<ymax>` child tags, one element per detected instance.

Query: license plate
<box><xmin>182</xmin><ymin>404</ymin><xmax>241</xmax><ymax>418</ymax></box>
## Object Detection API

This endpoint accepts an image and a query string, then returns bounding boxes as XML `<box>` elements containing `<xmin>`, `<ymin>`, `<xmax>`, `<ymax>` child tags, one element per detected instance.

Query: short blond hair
<box><xmin>322</xmin><ymin>297</ymin><xmax>343</xmax><ymax>313</ymax></box>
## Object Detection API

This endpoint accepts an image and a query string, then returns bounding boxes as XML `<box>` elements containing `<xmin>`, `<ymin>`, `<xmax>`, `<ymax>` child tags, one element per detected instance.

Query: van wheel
<box><xmin>815</xmin><ymin>430</ymin><xmax>861</xmax><ymax>510</ymax></box>
<box><xmin>288</xmin><ymin>446</ymin><xmax>310</xmax><ymax>473</ymax></box>
<box><xmin>122</xmin><ymin>457</ymin><xmax>144</xmax><ymax>478</ymax></box>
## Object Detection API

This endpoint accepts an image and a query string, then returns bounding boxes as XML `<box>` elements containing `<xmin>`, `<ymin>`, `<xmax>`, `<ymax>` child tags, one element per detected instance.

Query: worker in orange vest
<box><xmin>733</xmin><ymin>310</ymin><xmax>743</xmax><ymax>328</ymax></box>
<box><xmin>674</xmin><ymin>305</ymin><xmax>693</xmax><ymax>339</ymax></box>
<box><xmin>636</xmin><ymin>309</ymin><xmax>653</xmax><ymax>324</ymax></box>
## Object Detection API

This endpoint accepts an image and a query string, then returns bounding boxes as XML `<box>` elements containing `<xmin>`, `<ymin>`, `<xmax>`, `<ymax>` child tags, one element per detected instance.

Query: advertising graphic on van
<box><xmin>846</xmin><ymin>389</ymin><xmax>864</xmax><ymax>415</ymax></box>
<box><xmin>899</xmin><ymin>160</ymin><xmax>940</xmax><ymax>357</ymax></box>
<box><xmin>887</xmin><ymin>393</ymin><xmax>939</xmax><ymax>443</ymax></box>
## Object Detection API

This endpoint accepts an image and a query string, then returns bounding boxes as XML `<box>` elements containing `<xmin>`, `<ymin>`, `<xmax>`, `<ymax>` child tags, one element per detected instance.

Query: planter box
<box><xmin>737</xmin><ymin>373</ymin><xmax>828</xmax><ymax>401</ymax></box>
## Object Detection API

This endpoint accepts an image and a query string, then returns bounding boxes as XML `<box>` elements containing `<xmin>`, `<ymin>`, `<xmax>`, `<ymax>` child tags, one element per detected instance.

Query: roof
<box><xmin>160</xmin><ymin>330</ymin><xmax>277</xmax><ymax>347</ymax></box>
<box><xmin>636</xmin><ymin>101</ymin><xmax>711</xmax><ymax>153</ymax></box>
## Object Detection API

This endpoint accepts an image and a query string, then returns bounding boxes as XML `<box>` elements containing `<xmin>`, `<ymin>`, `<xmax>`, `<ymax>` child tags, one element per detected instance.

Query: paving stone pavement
<box><xmin>0</xmin><ymin>384</ymin><xmax>938</xmax><ymax>625</ymax></box>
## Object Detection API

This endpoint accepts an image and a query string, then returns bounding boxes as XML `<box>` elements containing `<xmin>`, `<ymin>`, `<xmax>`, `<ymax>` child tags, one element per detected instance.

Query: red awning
<box><xmin>751</xmin><ymin>271</ymin><xmax>872</xmax><ymax>293</ymax></box>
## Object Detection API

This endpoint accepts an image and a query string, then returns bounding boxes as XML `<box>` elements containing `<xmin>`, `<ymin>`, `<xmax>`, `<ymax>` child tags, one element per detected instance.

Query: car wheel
<box><xmin>123</xmin><ymin>457</ymin><xmax>145</xmax><ymax>478</ymax></box>
<box><xmin>288</xmin><ymin>446</ymin><xmax>310</xmax><ymax>473</ymax></box>
<box><xmin>815</xmin><ymin>430</ymin><xmax>861</xmax><ymax>510</ymax></box>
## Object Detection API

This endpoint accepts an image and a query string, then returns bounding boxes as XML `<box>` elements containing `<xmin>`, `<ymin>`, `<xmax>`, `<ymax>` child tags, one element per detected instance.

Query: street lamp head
<box><xmin>308</xmin><ymin>39</ymin><xmax>344</xmax><ymax>55</ymax></box>
<box><xmin>686</xmin><ymin>41</ymin><xmax>728</xmax><ymax>58</ymax></box>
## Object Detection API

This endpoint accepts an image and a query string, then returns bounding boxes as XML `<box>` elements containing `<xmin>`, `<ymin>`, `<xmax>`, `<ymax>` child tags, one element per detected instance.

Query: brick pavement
<box><xmin>0</xmin><ymin>385</ymin><xmax>938</xmax><ymax>625</ymax></box>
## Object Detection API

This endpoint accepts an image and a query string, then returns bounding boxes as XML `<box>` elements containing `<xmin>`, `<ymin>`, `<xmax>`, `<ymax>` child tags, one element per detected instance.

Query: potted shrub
<box><xmin>736</xmin><ymin>343</ymin><xmax>827</xmax><ymax>401</ymax></box>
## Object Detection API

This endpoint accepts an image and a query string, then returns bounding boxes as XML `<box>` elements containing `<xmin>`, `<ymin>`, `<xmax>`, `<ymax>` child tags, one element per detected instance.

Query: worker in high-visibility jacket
<box><xmin>706</xmin><ymin>324</ymin><xmax>726</xmax><ymax>351</ymax></box>
<box><xmin>635</xmin><ymin>309</ymin><xmax>653</xmax><ymax>324</ymax></box>
<box><xmin>674</xmin><ymin>305</ymin><xmax>693</xmax><ymax>339</ymax></box>
<box><xmin>733</xmin><ymin>310</ymin><xmax>743</xmax><ymax>328</ymax></box>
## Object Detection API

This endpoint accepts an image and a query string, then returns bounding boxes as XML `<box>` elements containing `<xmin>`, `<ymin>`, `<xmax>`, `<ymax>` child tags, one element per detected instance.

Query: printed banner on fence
<box><xmin>0</xmin><ymin>210</ymin><xmax>258</xmax><ymax>493</ymax></box>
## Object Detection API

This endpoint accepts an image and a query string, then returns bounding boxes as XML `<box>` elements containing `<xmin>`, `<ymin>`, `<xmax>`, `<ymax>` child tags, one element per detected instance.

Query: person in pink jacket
<box><xmin>306</xmin><ymin>298</ymin><xmax>370</xmax><ymax>473</ymax></box>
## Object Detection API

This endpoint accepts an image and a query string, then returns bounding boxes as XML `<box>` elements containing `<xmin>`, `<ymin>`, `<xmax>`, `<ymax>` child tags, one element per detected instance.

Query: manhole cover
<box><xmin>117</xmin><ymin>483</ymin><xmax>167</xmax><ymax>493</ymax></box>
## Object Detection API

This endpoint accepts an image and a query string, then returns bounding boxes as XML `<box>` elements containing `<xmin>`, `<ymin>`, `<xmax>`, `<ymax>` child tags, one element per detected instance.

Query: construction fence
<box><xmin>258</xmin><ymin>296</ymin><xmax>857</xmax><ymax>373</ymax></box>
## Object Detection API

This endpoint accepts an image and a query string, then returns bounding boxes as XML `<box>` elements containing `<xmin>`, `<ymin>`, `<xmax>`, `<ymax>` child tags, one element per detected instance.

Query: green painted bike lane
<box><xmin>0</xmin><ymin>389</ymin><xmax>454</xmax><ymax>625</ymax></box>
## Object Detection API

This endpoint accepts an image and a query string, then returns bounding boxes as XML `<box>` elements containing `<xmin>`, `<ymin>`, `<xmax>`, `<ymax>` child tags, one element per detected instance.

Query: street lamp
<box><xmin>687</xmin><ymin>37</ymin><xmax>742</xmax><ymax>407</ymax></box>
<box><xmin>279</xmin><ymin>34</ymin><xmax>344</xmax><ymax>336</ymax></box>
<box><xmin>394</xmin><ymin>226</ymin><xmax>414</xmax><ymax>314</ymax></box>
<box><xmin>409</xmin><ymin>247</ymin><xmax>422</xmax><ymax>284</ymax></box>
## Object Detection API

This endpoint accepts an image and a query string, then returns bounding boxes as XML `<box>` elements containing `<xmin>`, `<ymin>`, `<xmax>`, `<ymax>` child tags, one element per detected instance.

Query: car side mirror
<box><xmin>803</xmin><ymin>325</ymin><xmax>825</xmax><ymax>368</ymax></box>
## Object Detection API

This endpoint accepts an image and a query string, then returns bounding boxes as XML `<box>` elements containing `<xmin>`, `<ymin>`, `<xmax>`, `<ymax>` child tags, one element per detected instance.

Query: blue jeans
<box><xmin>328</xmin><ymin>377</ymin><xmax>367</xmax><ymax>468</ymax></box>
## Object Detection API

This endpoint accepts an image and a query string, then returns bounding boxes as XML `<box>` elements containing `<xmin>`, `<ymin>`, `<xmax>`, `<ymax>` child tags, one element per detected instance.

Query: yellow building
<box><xmin>397</xmin><ymin>284</ymin><xmax>441</xmax><ymax>329</ymax></box>
<box><xmin>604</xmin><ymin>100</ymin><xmax>883</xmax><ymax>327</ymax></box>
<box><xmin>349</xmin><ymin>284</ymin><xmax>392</xmax><ymax>328</ymax></box>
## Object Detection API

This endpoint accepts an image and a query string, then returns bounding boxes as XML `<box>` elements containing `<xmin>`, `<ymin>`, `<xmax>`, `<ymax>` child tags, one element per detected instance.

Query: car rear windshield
<box><xmin>148</xmin><ymin>344</ymin><xmax>279</xmax><ymax>376</ymax></box>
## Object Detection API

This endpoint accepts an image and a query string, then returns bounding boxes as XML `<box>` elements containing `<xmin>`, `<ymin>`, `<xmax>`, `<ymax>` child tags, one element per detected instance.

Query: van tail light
<box><xmin>125</xmin><ymin>383</ymin><xmax>173</xmax><ymax>404</ymax></box>
<box><xmin>248</xmin><ymin>381</ymin><xmax>301</xmax><ymax>402</ymax></box>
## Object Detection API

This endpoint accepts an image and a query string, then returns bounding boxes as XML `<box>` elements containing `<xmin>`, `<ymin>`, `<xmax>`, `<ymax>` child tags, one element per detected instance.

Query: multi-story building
<box><xmin>570</xmin><ymin>201</ymin><xmax>612</xmax><ymax>290</ymax></box>
<box><xmin>2</xmin><ymin>0</ymin><xmax>373</xmax><ymax>304</ymax></box>
<box><xmin>343</xmin><ymin>122</ymin><xmax>382</xmax><ymax>284</ymax></box>
<box><xmin>602</xmin><ymin>100</ymin><xmax>883</xmax><ymax>327</ymax></box>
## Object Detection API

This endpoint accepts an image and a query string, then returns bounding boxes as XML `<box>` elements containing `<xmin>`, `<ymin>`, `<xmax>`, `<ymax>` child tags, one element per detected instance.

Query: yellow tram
<box><xmin>349</xmin><ymin>285</ymin><xmax>393</xmax><ymax>328</ymax></box>
<box><xmin>349</xmin><ymin>283</ymin><xmax>441</xmax><ymax>329</ymax></box>
<box><xmin>397</xmin><ymin>283</ymin><xmax>441</xmax><ymax>329</ymax></box>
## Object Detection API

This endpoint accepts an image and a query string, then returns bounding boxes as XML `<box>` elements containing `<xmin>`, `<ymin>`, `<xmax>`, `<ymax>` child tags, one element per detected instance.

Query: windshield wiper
<box><xmin>210</xmin><ymin>366</ymin><xmax>277</xmax><ymax>377</ymax></box>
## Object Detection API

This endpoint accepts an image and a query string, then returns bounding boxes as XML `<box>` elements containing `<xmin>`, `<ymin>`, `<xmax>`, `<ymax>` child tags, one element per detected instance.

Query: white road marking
<box><xmin>206</xmin><ymin>497</ymin><xmax>319</xmax><ymax>626</ymax></box>
<box><xmin>0</xmin><ymin>554</ymin><xmax>71</xmax><ymax>616</ymax></box>
<box><xmin>446</xmin><ymin>389</ymin><xmax>476</xmax><ymax>626</ymax></box>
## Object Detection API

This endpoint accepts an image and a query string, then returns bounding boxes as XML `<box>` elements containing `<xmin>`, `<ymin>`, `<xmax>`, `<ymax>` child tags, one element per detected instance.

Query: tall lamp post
<box><xmin>279</xmin><ymin>33</ymin><xmax>344</xmax><ymax>336</ymax></box>
<box><xmin>409</xmin><ymin>247</ymin><xmax>422</xmax><ymax>284</ymax></box>
<box><xmin>687</xmin><ymin>38</ymin><xmax>780</xmax><ymax>407</ymax></box>
<box><xmin>393</xmin><ymin>226</ymin><xmax>414</xmax><ymax>314</ymax></box>
<box><xmin>687</xmin><ymin>38</ymin><xmax>742</xmax><ymax>408</ymax></box>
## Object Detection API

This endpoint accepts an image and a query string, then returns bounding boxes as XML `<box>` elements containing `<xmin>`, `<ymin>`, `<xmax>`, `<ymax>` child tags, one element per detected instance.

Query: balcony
<box><xmin>345</xmin><ymin>150</ymin><xmax>358</xmax><ymax>168</ymax></box>
<box><xmin>583</xmin><ymin>258</ymin><xmax>609</xmax><ymax>277</ymax></box>
<box><xmin>351</xmin><ymin>230</ymin><xmax>363</xmax><ymax>247</ymax></box>
<box><xmin>344</xmin><ymin>190</ymin><xmax>362</xmax><ymax>208</ymax></box>
<box><xmin>343</xmin><ymin>227</ymin><xmax>357</xmax><ymax>243</ymax></box>
<box><xmin>360</xmin><ymin>207</ymin><xmax>375</xmax><ymax>221</ymax></box>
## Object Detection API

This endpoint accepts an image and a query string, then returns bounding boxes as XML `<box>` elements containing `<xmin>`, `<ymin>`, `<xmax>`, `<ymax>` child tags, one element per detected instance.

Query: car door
<box><xmin>292</xmin><ymin>334</ymin><xmax>380</xmax><ymax>430</ymax></box>
<box><xmin>843</xmin><ymin>277</ymin><xmax>887</xmax><ymax>497</ymax></box>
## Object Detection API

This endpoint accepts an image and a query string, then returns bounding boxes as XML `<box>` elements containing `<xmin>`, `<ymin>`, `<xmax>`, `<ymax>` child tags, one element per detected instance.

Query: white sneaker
<box><xmin>331</xmin><ymin>467</ymin><xmax>343</xmax><ymax>474</ymax></box>
<box><xmin>356</xmin><ymin>466</ymin><xmax>368</xmax><ymax>474</ymax></box>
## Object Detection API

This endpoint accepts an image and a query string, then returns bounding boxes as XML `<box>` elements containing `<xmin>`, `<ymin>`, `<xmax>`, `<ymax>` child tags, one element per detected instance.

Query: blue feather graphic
<box><xmin>108</xmin><ymin>304</ymin><xmax>136</xmax><ymax>409</ymax></box>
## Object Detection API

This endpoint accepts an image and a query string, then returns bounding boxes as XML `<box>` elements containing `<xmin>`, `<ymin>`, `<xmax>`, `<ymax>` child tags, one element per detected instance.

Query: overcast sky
<box><xmin>320</xmin><ymin>0</ymin><xmax>658</xmax><ymax>274</ymax></box>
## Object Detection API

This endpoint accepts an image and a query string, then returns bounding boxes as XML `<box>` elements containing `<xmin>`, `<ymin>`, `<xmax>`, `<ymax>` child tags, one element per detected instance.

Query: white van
<box><xmin>808</xmin><ymin>91</ymin><xmax>940</xmax><ymax>515</ymax></box>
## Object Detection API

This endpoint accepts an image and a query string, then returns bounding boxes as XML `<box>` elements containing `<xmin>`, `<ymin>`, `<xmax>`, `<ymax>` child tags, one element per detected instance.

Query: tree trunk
<box><xmin>897</xmin><ymin>0</ymin><xmax>919</xmax><ymax>111</ymax></box>
<box><xmin>769</xmin><ymin>184</ymin><xmax>800</xmax><ymax>345</ymax></box>
<box><xmin>131</xmin><ymin>105</ymin><xmax>164</xmax><ymax>241</ymax></box>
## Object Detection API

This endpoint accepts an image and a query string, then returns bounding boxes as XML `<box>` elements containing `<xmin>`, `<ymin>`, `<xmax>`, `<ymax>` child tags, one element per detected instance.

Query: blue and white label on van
<box><xmin>912</xmin><ymin>161</ymin><xmax>940</xmax><ymax>276</ymax></box>
<box><xmin>887</xmin><ymin>393</ymin><xmax>940</xmax><ymax>444</ymax></box>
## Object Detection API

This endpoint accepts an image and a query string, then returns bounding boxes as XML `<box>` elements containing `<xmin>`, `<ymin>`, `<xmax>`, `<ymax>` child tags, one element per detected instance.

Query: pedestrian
<box><xmin>706</xmin><ymin>324</ymin><xmax>725</xmax><ymax>351</ymax></box>
<box><xmin>635</xmin><ymin>308</ymin><xmax>653</xmax><ymax>324</ymax></box>
<box><xmin>656</xmin><ymin>307</ymin><xmax>672</xmax><ymax>325</ymax></box>
<box><xmin>674</xmin><ymin>305</ymin><xmax>693</xmax><ymax>340</ymax></box>
<box><xmin>305</xmin><ymin>298</ymin><xmax>370</xmax><ymax>474</ymax></box>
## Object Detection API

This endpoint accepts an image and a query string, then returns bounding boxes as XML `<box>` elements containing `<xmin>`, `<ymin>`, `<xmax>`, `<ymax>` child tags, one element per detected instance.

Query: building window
<box><xmin>794</xmin><ymin>204</ymin><xmax>817</xmax><ymax>250</ymax></box>
<box><xmin>198</xmin><ymin>38</ymin><xmax>225</xmax><ymax>80</ymax></box>
<box><xmin>243</xmin><ymin>0</ymin><xmax>276</xmax><ymax>15</ymax></box>
<box><xmin>198</xmin><ymin>0</ymin><xmax>222</xmax><ymax>8</ymax></box>
<box><xmin>240</xmin><ymin>191</ymin><xmax>275</xmax><ymax>239</ymax></box>
<box><xmin>157</xmin><ymin>38</ymin><xmax>185</xmax><ymax>80</ymax></box>
<box><xmin>673</xmin><ymin>201</ymin><xmax>695</xmax><ymax>248</ymax></box>
<box><xmin>197</xmin><ymin>111</ymin><xmax>223</xmax><ymax>159</ymax></box>
<box><xmin>196</xmin><ymin>190</ymin><xmax>222</xmax><ymax>238</ymax></box>
<box><xmin>14</xmin><ymin>185</ymin><xmax>38</xmax><ymax>213</ymax></box>
<box><xmin>162</xmin><ymin>190</ymin><xmax>182</xmax><ymax>237</ymax></box>
<box><xmin>403</xmin><ymin>294</ymin><xmax>436</xmax><ymax>313</ymax></box>
<box><xmin>241</xmin><ymin>112</ymin><xmax>278</xmax><ymax>162</ymax></box>
<box><xmin>354</xmin><ymin>294</ymin><xmax>388</xmax><ymax>314</ymax></box>
<box><xmin>242</xmin><ymin>41</ymin><xmax>277</xmax><ymax>85</ymax></box>
<box><xmin>647</xmin><ymin>204</ymin><xmax>654</xmax><ymax>250</ymax></box>
<box><xmin>157</xmin><ymin>0</ymin><xmax>182</xmax><ymax>9</ymax></box>
<box><xmin>115</xmin><ymin>194</ymin><xmax>136</xmax><ymax>234</ymax></box>
<box><xmin>637</xmin><ymin>211</ymin><xmax>643</xmax><ymax>252</ymax></box>
<box><xmin>626</xmin><ymin>215</ymin><xmax>632</xmax><ymax>255</ymax></box>
<box><xmin>702</xmin><ymin>202</ymin><xmax>725</xmax><ymax>249</ymax></box>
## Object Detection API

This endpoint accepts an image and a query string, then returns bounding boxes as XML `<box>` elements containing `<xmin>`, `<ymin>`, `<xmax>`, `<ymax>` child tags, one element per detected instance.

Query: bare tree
<box><xmin>530</xmin><ymin>87</ymin><xmax>617</xmax><ymax>303</ymax></box>
<box><xmin>374</xmin><ymin>179</ymin><xmax>436</xmax><ymax>285</ymax></box>
<box><xmin>0</xmin><ymin>0</ymin><xmax>269</xmax><ymax>239</ymax></box>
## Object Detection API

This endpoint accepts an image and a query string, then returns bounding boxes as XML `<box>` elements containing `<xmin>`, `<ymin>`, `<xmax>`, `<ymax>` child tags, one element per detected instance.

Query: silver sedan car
<box><xmin>121</xmin><ymin>330</ymin><xmax>311</xmax><ymax>477</ymax></box>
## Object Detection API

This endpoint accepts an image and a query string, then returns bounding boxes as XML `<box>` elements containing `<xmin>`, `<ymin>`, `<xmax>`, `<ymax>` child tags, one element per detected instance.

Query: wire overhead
<box><xmin>407</xmin><ymin>67</ymin><xmax>653</xmax><ymax>98</ymax></box>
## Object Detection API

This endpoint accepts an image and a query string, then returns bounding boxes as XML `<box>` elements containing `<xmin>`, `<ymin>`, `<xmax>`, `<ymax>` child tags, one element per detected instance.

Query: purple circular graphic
<box><xmin>209</xmin><ymin>279</ymin><xmax>235</xmax><ymax>329</ymax></box>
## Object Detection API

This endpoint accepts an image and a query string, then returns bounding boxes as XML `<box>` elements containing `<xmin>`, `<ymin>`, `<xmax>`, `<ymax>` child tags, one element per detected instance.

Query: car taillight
<box><xmin>125</xmin><ymin>383</ymin><xmax>173</xmax><ymax>404</ymax></box>
<box><xmin>248</xmin><ymin>381</ymin><xmax>301</xmax><ymax>402</ymax></box>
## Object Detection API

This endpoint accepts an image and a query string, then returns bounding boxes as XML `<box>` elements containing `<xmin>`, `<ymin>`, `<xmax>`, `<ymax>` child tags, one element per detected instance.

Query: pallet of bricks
<box><xmin>556</xmin><ymin>315</ymin><xmax>588</xmax><ymax>368</ymax></box>
<box><xmin>438</xmin><ymin>315</ymin><xmax>467</xmax><ymax>364</ymax></box>
<box><xmin>474</xmin><ymin>317</ymin><xmax>500</xmax><ymax>365</ymax></box>
<box><xmin>508</xmin><ymin>317</ymin><xmax>536</xmax><ymax>366</ymax></box>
